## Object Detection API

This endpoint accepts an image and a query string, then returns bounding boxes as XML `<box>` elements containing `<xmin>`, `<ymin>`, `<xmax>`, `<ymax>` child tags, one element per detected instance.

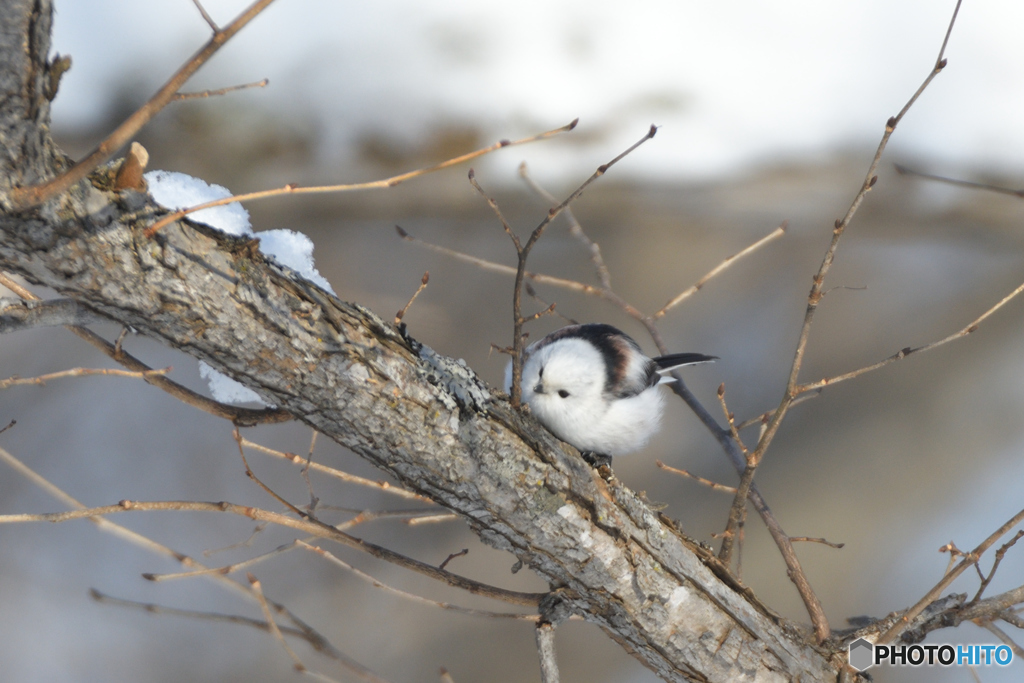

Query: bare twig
<box><xmin>535</xmin><ymin>623</ymin><xmax>560</xmax><ymax>683</ymax></box>
<box><xmin>143</xmin><ymin>120</ymin><xmax>578</xmax><ymax>238</ymax></box>
<box><xmin>734</xmin><ymin>391</ymin><xmax>821</xmax><ymax>431</ymax></box>
<box><xmin>524</xmin><ymin>284</ymin><xmax>577</xmax><ymax>325</ymax></box>
<box><xmin>798</xmin><ymin>278</ymin><xmax>1024</xmax><ymax>393</ymax></box>
<box><xmin>655</xmin><ymin>460</ymin><xmax>737</xmax><ymax>494</ymax></box>
<box><xmin>976</xmin><ymin>620</ymin><xmax>1024</xmax><ymax>659</ymax></box>
<box><xmin>715</xmin><ymin>383</ymin><xmax>748</xmax><ymax>456</ymax></box>
<box><xmin>749</xmin><ymin>0</ymin><xmax>963</xmax><ymax>521</ymax></box>
<box><xmin>721</xmin><ymin>2</ymin><xmax>963</xmax><ymax>642</ymax></box>
<box><xmin>190</xmin><ymin>0</ymin><xmax>220</xmax><ymax>31</ymax></box>
<box><xmin>234</xmin><ymin>427</ymin><xmax>310</xmax><ymax>519</ymax></box>
<box><xmin>969</xmin><ymin>530</ymin><xmax>1024</xmax><ymax>605</ymax></box>
<box><xmin>877</xmin><ymin>506</ymin><xmax>1024</xmax><ymax>644</ymax></box>
<box><xmin>654</xmin><ymin>224</ymin><xmax>787</xmax><ymax>319</ymax></box>
<box><xmin>668</xmin><ymin>372</ymin><xmax>831</xmax><ymax>646</ymax></box>
<box><xmin>717</xmin><ymin>383</ymin><xmax>753</xmax><ymax>566</ymax></box>
<box><xmin>0</xmin><ymin>366</ymin><xmax>170</xmax><ymax>389</ymax></box>
<box><xmin>298</xmin><ymin>542</ymin><xmax>540</xmax><ymax>621</ymax></box>
<box><xmin>173</xmin><ymin>78</ymin><xmax>269</xmax><ymax>101</ymax></box>
<box><xmin>145</xmin><ymin>540</ymin><xmax>302</xmax><ymax>582</ymax></box>
<box><xmin>789</xmin><ymin>537</ymin><xmax>845</xmax><ymax>549</ymax></box>
<box><xmin>404</xmin><ymin>514</ymin><xmax>460</xmax><ymax>526</ymax></box>
<box><xmin>91</xmin><ymin>588</ymin><xmax>308</xmax><ymax>636</ymax></box>
<box><xmin>438</xmin><ymin>549</ymin><xmax>469</xmax><ymax>571</ymax></box>
<box><xmin>0</xmin><ymin>499</ymin><xmax>546</xmax><ymax>607</ymax></box>
<box><xmin>203</xmin><ymin>522</ymin><xmax>268</xmax><ymax>555</ymax></box>
<box><xmin>718</xmin><ymin>466</ymin><xmax>753</xmax><ymax>566</ymax></box>
<box><xmin>301</xmin><ymin>430</ymin><xmax>320</xmax><ymax>514</ymax></box>
<box><xmin>895</xmin><ymin>164</ymin><xmax>1024</xmax><ymax>198</ymax></box>
<box><xmin>239</xmin><ymin>436</ymin><xmax>434</xmax><ymax>503</ymax></box>
<box><xmin>249</xmin><ymin>573</ymin><xmax>314</xmax><ymax>676</ymax></box>
<box><xmin>395</xmin><ymin>226</ymin><xmax>639</xmax><ymax>312</ymax></box>
<box><xmin>395</xmin><ymin>272</ymin><xmax>429</xmax><ymax>325</ymax></box>
<box><xmin>518</xmin><ymin>161</ymin><xmax>612</xmax><ymax>289</ymax></box>
<box><xmin>0</xmin><ymin>445</ymin><xmax>377</xmax><ymax>677</ymax></box>
<box><xmin>0</xmin><ymin>274</ymin><xmax>290</xmax><ymax>426</ymax></box>
<box><xmin>8</xmin><ymin>0</ymin><xmax>278</xmax><ymax>211</ymax></box>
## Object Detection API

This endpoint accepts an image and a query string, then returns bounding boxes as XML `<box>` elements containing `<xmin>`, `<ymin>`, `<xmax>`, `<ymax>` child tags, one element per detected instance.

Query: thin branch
<box><xmin>877</xmin><ymin>505</ymin><xmax>1024</xmax><ymax>644</ymax></box>
<box><xmin>438</xmin><ymin>549</ymin><xmax>469</xmax><ymax>571</ymax></box>
<box><xmin>469</xmin><ymin>170</ymin><xmax>519</xmax><ymax>249</ymax></box>
<box><xmin>203</xmin><ymin>522</ymin><xmax>268</xmax><ymax>555</ymax></box>
<box><xmin>143</xmin><ymin>119</ymin><xmax>579</xmax><ymax>237</ymax></box>
<box><xmin>239</xmin><ymin>436</ymin><xmax>434</xmax><ymax>503</ymax></box>
<box><xmin>654</xmin><ymin>223</ymin><xmax>787</xmax><ymax>319</ymax></box>
<box><xmin>976</xmin><ymin>620</ymin><xmax>1024</xmax><ymax>659</ymax></box>
<box><xmin>720</xmin><ymin>2</ymin><xmax>962</xmax><ymax>642</ymax></box>
<box><xmin>969</xmin><ymin>530</ymin><xmax>1024</xmax><ymax>605</ymax></box>
<box><xmin>234</xmin><ymin>427</ymin><xmax>309</xmax><ymax>519</ymax></box>
<box><xmin>789</xmin><ymin>537</ymin><xmax>845</xmax><ymax>549</ymax></box>
<box><xmin>298</xmin><ymin>542</ymin><xmax>540</xmax><ymax>621</ymax></box>
<box><xmin>394</xmin><ymin>272</ymin><xmax>429</xmax><ymax>324</ymax></box>
<box><xmin>666</xmin><ymin>376</ymin><xmax>831</xmax><ymax>646</ymax></box>
<box><xmin>717</xmin><ymin>383</ymin><xmax>752</xmax><ymax>566</ymax></box>
<box><xmin>797</xmin><ymin>277</ymin><xmax>1024</xmax><ymax>393</ymax></box>
<box><xmin>249</xmin><ymin>574</ymin><xmax>319</xmax><ymax>677</ymax></box>
<box><xmin>959</xmin><ymin>585</ymin><xmax>1024</xmax><ymax>624</ymax></box>
<box><xmin>301</xmin><ymin>430</ymin><xmax>320</xmax><ymax>514</ymax></box>
<box><xmin>0</xmin><ymin>366</ymin><xmax>169</xmax><ymax>389</ymax></box>
<box><xmin>655</xmin><ymin>460</ymin><xmax>737</xmax><ymax>494</ymax></box>
<box><xmin>405</xmin><ymin>514</ymin><xmax>460</xmax><ymax>526</ymax></box>
<box><xmin>895</xmin><ymin>164</ymin><xmax>1024</xmax><ymax>198</ymax></box>
<box><xmin>8</xmin><ymin>0</ymin><xmax>278</xmax><ymax>211</ymax></box>
<box><xmin>395</xmin><ymin>226</ymin><xmax>642</xmax><ymax>314</ymax></box>
<box><xmin>518</xmin><ymin>161</ymin><xmax>612</xmax><ymax>289</ymax></box>
<box><xmin>752</xmin><ymin>3</ymin><xmax>961</xmax><ymax>482</ymax></box>
<box><xmin>90</xmin><ymin>589</ymin><xmax>334</xmax><ymax>647</ymax></box>
<box><xmin>734</xmin><ymin>391</ymin><xmax>821</xmax><ymax>431</ymax></box>
<box><xmin>190</xmin><ymin>0</ymin><xmax>220</xmax><ymax>31</ymax></box>
<box><xmin>0</xmin><ymin>274</ymin><xmax>290</xmax><ymax>426</ymax></box>
<box><xmin>0</xmin><ymin>499</ymin><xmax>546</xmax><ymax>607</ymax></box>
<box><xmin>173</xmin><ymin>78</ymin><xmax>269</xmax><ymax>101</ymax></box>
<box><xmin>535</xmin><ymin>623</ymin><xmax>560</xmax><ymax>683</ymax></box>
<box><xmin>715</xmin><ymin>383</ymin><xmax>748</xmax><ymax>456</ymax></box>
<box><xmin>0</xmin><ymin>445</ymin><xmax>376</xmax><ymax>677</ymax></box>
<box><xmin>145</xmin><ymin>540</ymin><xmax>302</xmax><ymax>582</ymax></box>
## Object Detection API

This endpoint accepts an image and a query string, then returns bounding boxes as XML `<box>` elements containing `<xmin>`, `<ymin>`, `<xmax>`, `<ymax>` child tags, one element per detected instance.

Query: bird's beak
<box><xmin>533</xmin><ymin>382</ymin><xmax>545</xmax><ymax>395</ymax></box>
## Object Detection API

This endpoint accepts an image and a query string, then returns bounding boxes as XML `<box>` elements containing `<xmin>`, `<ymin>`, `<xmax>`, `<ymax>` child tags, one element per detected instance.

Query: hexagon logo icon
<box><xmin>848</xmin><ymin>638</ymin><xmax>874</xmax><ymax>671</ymax></box>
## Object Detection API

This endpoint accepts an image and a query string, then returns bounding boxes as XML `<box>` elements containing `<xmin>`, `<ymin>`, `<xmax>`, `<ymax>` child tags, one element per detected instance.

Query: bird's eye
<box><xmin>538</xmin><ymin>367</ymin><xmax>544</xmax><ymax>378</ymax></box>
<box><xmin>558</xmin><ymin>389</ymin><xmax>570</xmax><ymax>398</ymax></box>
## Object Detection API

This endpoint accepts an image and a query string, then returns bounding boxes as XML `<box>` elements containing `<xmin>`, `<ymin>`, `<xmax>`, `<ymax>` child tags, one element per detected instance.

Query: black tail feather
<box><xmin>653</xmin><ymin>353</ymin><xmax>718</xmax><ymax>372</ymax></box>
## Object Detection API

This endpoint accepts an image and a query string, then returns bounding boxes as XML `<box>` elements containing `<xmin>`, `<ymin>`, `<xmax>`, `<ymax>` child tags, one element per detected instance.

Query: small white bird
<box><xmin>505</xmin><ymin>324</ymin><xmax>716</xmax><ymax>464</ymax></box>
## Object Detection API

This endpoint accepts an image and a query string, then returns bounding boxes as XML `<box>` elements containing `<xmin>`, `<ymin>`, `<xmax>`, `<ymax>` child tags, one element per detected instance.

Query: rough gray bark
<box><xmin>0</xmin><ymin>2</ymin><xmax>841</xmax><ymax>680</ymax></box>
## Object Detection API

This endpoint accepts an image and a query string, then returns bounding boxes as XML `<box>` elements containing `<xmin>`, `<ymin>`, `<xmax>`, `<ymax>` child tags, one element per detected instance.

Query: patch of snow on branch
<box><xmin>146</xmin><ymin>171</ymin><xmax>336</xmax><ymax>404</ymax></box>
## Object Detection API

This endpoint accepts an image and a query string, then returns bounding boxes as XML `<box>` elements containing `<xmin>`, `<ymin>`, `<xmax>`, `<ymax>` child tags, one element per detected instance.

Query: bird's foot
<box><xmin>581</xmin><ymin>451</ymin><xmax>613</xmax><ymax>468</ymax></box>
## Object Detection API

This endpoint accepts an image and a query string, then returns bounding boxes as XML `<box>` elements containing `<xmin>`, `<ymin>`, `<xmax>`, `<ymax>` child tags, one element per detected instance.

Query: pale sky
<box><xmin>50</xmin><ymin>1</ymin><xmax>1024</xmax><ymax>180</ymax></box>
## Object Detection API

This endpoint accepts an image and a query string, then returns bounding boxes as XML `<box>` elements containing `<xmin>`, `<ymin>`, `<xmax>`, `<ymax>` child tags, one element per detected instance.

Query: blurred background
<box><xmin>2</xmin><ymin>1</ymin><xmax>1023</xmax><ymax>681</ymax></box>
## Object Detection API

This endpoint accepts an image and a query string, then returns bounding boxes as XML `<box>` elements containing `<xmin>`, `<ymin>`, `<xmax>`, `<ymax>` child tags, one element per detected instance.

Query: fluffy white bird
<box><xmin>505</xmin><ymin>324</ymin><xmax>715</xmax><ymax>464</ymax></box>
